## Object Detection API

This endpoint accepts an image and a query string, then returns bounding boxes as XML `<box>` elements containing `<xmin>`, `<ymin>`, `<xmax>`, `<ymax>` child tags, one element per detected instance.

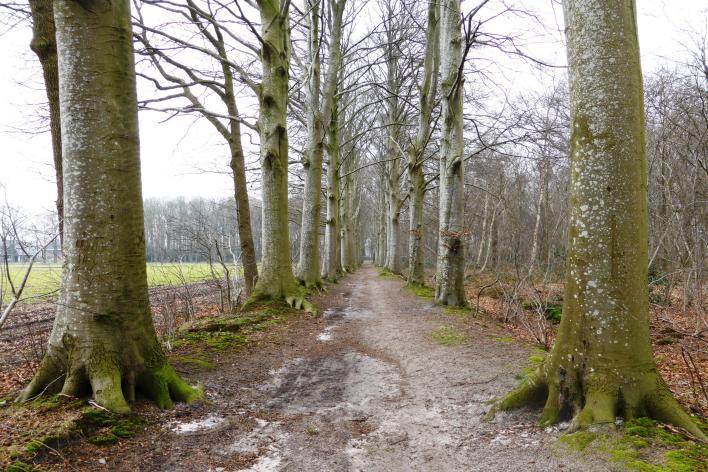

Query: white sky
<box><xmin>0</xmin><ymin>0</ymin><xmax>705</xmax><ymax>214</ymax></box>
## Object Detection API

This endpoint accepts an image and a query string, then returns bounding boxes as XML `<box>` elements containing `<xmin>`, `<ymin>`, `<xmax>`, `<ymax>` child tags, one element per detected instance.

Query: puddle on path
<box><xmin>171</xmin><ymin>414</ymin><xmax>227</xmax><ymax>434</ymax></box>
<box><xmin>317</xmin><ymin>326</ymin><xmax>336</xmax><ymax>341</ymax></box>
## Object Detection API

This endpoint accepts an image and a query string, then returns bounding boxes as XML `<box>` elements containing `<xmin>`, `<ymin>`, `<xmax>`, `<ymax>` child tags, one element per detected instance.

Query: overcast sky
<box><xmin>0</xmin><ymin>0</ymin><xmax>705</xmax><ymax>215</ymax></box>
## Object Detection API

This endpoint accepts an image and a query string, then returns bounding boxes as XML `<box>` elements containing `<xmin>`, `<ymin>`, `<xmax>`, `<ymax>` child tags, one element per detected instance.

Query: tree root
<box><xmin>246</xmin><ymin>286</ymin><xmax>317</xmax><ymax>315</ymax></box>
<box><xmin>491</xmin><ymin>364</ymin><xmax>707</xmax><ymax>442</ymax></box>
<box><xmin>17</xmin><ymin>351</ymin><xmax>202</xmax><ymax>414</ymax></box>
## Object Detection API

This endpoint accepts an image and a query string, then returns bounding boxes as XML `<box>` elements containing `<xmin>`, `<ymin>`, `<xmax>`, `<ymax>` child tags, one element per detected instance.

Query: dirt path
<box><xmin>54</xmin><ymin>264</ymin><xmax>608</xmax><ymax>471</ymax></box>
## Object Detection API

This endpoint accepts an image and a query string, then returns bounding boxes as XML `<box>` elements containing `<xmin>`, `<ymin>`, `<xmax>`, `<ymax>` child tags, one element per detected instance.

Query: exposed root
<box><xmin>246</xmin><ymin>285</ymin><xmax>317</xmax><ymax>315</ymax></box>
<box><xmin>17</xmin><ymin>349</ymin><xmax>202</xmax><ymax>413</ymax></box>
<box><xmin>493</xmin><ymin>362</ymin><xmax>707</xmax><ymax>442</ymax></box>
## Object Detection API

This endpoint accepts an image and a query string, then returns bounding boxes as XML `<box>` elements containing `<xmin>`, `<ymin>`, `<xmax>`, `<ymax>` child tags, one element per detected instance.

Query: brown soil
<box><xmin>2</xmin><ymin>263</ymin><xmax>620</xmax><ymax>471</ymax></box>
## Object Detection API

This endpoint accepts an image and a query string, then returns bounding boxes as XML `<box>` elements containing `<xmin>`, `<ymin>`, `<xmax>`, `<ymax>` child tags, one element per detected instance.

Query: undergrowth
<box><xmin>1</xmin><ymin>397</ymin><xmax>144</xmax><ymax>470</ymax></box>
<box><xmin>168</xmin><ymin>301</ymin><xmax>297</xmax><ymax>366</ymax></box>
<box><xmin>558</xmin><ymin>417</ymin><xmax>708</xmax><ymax>471</ymax></box>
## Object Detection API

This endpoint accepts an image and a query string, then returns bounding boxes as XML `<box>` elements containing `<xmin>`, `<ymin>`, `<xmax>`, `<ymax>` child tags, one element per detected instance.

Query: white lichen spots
<box><xmin>587</xmin><ymin>280</ymin><xmax>597</xmax><ymax>289</ymax></box>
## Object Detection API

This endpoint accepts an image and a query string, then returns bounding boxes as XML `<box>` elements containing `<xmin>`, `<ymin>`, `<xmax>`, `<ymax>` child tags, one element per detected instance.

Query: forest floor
<box><xmin>1</xmin><ymin>264</ymin><xmax>706</xmax><ymax>471</ymax></box>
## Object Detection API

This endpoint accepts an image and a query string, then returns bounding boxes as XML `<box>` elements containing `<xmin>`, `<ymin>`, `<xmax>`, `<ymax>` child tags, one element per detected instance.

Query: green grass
<box><xmin>407</xmin><ymin>284</ymin><xmax>435</xmax><ymax>299</ymax></box>
<box><xmin>444</xmin><ymin>305</ymin><xmax>474</xmax><ymax>317</ymax></box>
<box><xmin>1</xmin><ymin>263</ymin><xmax>229</xmax><ymax>303</ymax></box>
<box><xmin>431</xmin><ymin>325</ymin><xmax>468</xmax><ymax>346</ymax></box>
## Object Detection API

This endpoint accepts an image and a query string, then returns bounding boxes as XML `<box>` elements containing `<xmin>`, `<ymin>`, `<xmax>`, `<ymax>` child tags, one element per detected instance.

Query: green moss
<box><xmin>559</xmin><ymin>417</ymin><xmax>708</xmax><ymax>472</ymax></box>
<box><xmin>172</xmin><ymin>331</ymin><xmax>248</xmax><ymax>352</ymax></box>
<box><xmin>559</xmin><ymin>431</ymin><xmax>601</xmax><ymax>451</ymax></box>
<box><xmin>407</xmin><ymin>284</ymin><xmax>435</xmax><ymax>299</ymax></box>
<box><xmin>24</xmin><ymin>436</ymin><xmax>58</xmax><ymax>455</ymax></box>
<box><xmin>168</xmin><ymin>353</ymin><xmax>215</xmax><ymax>370</ymax></box>
<box><xmin>27</xmin><ymin>395</ymin><xmax>63</xmax><ymax>411</ymax></box>
<box><xmin>75</xmin><ymin>409</ymin><xmax>143</xmax><ymax>446</ymax></box>
<box><xmin>7</xmin><ymin>461</ymin><xmax>43</xmax><ymax>472</ymax></box>
<box><xmin>663</xmin><ymin>449</ymin><xmax>705</xmax><ymax>472</ymax></box>
<box><xmin>492</xmin><ymin>336</ymin><xmax>515</xmax><ymax>343</ymax></box>
<box><xmin>444</xmin><ymin>305</ymin><xmax>473</xmax><ymax>317</ymax></box>
<box><xmin>377</xmin><ymin>268</ymin><xmax>402</xmax><ymax>280</ymax></box>
<box><xmin>431</xmin><ymin>326</ymin><xmax>467</xmax><ymax>346</ymax></box>
<box><xmin>521</xmin><ymin>301</ymin><xmax>562</xmax><ymax>323</ymax></box>
<box><xmin>305</xmin><ymin>424</ymin><xmax>319</xmax><ymax>435</ymax></box>
<box><xmin>516</xmin><ymin>353</ymin><xmax>546</xmax><ymax>380</ymax></box>
<box><xmin>528</xmin><ymin>354</ymin><xmax>545</xmax><ymax>365</ymax></box>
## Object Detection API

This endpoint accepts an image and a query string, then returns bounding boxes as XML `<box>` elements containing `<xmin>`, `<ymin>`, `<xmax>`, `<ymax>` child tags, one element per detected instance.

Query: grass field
<box><xmin>1</xmin><ymin>263</ymin><xmax>228</xmax><ymax>303</ymax></box>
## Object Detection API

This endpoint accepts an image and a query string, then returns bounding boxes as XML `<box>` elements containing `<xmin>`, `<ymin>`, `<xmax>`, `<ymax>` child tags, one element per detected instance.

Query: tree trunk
<box><xmin>298</xmin><ymin>0</ymin><xmax>324</xmax><ymax>288</ymax></box>
<box><xmin>299</xmin><ymin>0</ymin><xmax>346</xmax><ymax>288</ymax></box>
<box><xmin>251</xmin><ymin>0</ymin><xmax>300</xmax><ymax>302</ymax></box>
<box><xmin>341</xmin><ymin>149</ymin><xmax>359</xmax><ymax>272</ymax></box>
<box><xmin>220</xmin><ymin>49</ymin><xmax>258</xmax><ymax>297</ymax></box>
<box><xmin>435</xmin><ymin>0</ymin><xmax>466</xmax><ymax>306</ymax></box>
<box><xmin>376</xmin><ymin>173</ymin><xmax>387</xmax><ymax>266</ymax></box>
<box><xmin>229</xmin><ymin>133</ymin><xmax>258</xmax><ymax>296</ymax></box>
<box><xmin>497</xmin><ymin>0</ymin><xmax>704</xmax><ymax>439</ymax></box>
<box><xmin>323</xmin><ymin>100</ymin><xmax>341</xmax><ymax>280</ymax></box>
<box><xmin>476</xmin><ymin>192</ymin><xmax>488</xmax><ymax>267</ymax></box>
<box><xmin>18</xmin><ymin>0</ymin><xmax>199</xmax><ymax>413</ymax></box>
<box><xmin>407</xmin><ymin>0</ymin><xmax>440</xmax><ymax>286</ymax></box>
<box><xmin>384</xmin><ymin>37</ymin><xmax>402</xmax><ymax>275</ymax></box>
<box><xmin>28</xmin><ymin>0</ymin><xmax>63</xmax><ymax>243</ymax></box>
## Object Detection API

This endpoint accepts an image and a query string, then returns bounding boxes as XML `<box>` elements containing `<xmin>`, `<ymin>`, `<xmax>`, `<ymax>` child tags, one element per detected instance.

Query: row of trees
<box><xmin>2</xmin><ymin>0</ymin><xmax>705</xmax><ymax>439</ymax></box>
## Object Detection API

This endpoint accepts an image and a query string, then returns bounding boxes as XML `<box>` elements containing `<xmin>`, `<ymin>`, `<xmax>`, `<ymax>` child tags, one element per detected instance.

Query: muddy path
<box><xmin>47</xmin><ymin>264</ymin><xmax>608</xmax><ymax>471</ymax></box>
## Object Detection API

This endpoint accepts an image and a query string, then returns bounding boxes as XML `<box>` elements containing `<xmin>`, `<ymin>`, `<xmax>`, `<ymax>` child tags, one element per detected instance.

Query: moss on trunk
<box><xmin>495</xmin><ymin>0</ymin><xmax>705</xmax><ymax>441</ymax></box>
<box><xmin>18</xmin><ymin>0</ymin><xmax>199</xmax><ymax>413</ymax></box>
<box><xmin>435</xmin><ymin>0</ymin><xmax>466</xmax><ymax>306</ymax></box>
<box><xmin>249</xmin><ymin>1</ymin><xmax>301</xmax><ymax>303</ymax></box>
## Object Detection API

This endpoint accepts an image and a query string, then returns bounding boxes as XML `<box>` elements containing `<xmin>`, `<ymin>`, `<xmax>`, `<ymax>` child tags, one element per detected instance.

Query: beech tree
<box><xmin>249</xmin><ymin>0</ymin><xmax>303</xmax><ymax>304</ymax></box>
<box><xmin>18</xmin><ymin>0</ymin><xmax>200</xmax><ymax>412</ymax></box>
<box><xmin>496</xmin><ymin>0</ymin><xmax>705</xmax><ymax>439</ymax></box>
<box><xmin>406</xmin><ymin>0</ymin><xmax>439</xmax><ymax>286</ymax></box>
<box><xmin>133</xmin><ymin>0</ymin><xmax>260</xmax><ymax>296</ymax></box>
<box><xmin>298</xmin><ymin>0</ymin><xmax>346</xmax><ymax>288</ymax></box>
<box><xmin>435</xmin><ymin>0</ymin><xmax>466</xmax><ymax>306</ymax></box>
<box><xmin>27</xmin><ymin>0</ymin><xmax>63</xmax><ymax>243</ymax></box>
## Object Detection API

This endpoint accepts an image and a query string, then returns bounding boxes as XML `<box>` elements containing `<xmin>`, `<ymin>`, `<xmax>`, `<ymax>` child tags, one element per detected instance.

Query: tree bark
<box><xmin>28</xmin><ymin>0</ymin><xmax>63</xmax><ymax>243</ymax></box>
<box><xmin>18</xmin><ymin>0</ymin><xmax>199</xmax><ymax>413</ymax></box>
<box><xmin>497</xmin><ymin>0</ymin><xmax>705</xmax><ymax>439</ymax></box>
<box><xmin>251</xmin><ymin>0</ymin><xmax>301</xmax><ymax>302</ymax></box>
<box><xmin>299</xmin><ymin>0</ymin><xmax>346</xmax><ymax>287</ymax></box>
<box><xmin>375</xmin><ymin>173</ymin><xmax>387</xmax><ymax>266</ymax></box>
<box><xmin>323</xmin><ymin>95</ymin><xmax>342</xmax><ymax>280</ymax></box>
<box><xmin>435</xmin><ymin>0</ymin><xmax>466</xmax><ymax>306</ymax></box>
<box><xmin>384</xmin><ymin>26</ymin><xmax>402</xmax><ymax>275</ymax></box>
<box><xmin>407</xmin><ymin>0</ymin><xmax>440</xmax><ymax>286</ymax></box>
<box><xmin>220</xmin><ymin>37</ymin><xmax>258</xmax><ymax>297</ymax></box>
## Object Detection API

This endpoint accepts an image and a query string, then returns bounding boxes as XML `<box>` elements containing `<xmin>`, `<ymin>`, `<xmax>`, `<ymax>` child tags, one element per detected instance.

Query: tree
<box><xmin>435</xmin><ymin>0</ymin><xmax>466</xmax><ymax>306</ymax></box>
<box><xmin>407</xmin><ymin>0</ymin><xmax>439</xmax><ymax>286</ymax></box>
<box><xmin>249</xmin><ymin>0</ymin><xmax>303</xmax><ymax>304</ymax></box>
<box><xmin>133</xmin><ymin>0</ymin><xmax>259</xmax><ymax>295</ymax></box>
<box><xmin>18</xmin><ymin>0</ymin><xmax>200</xmax><ymax>413</ymax></box>
<box><xmin>27</xmin><ymin>0</ymin><xmax>63</xmax><ymax>245</ymax></box>
<box><xmin>298</xmin><ymin>0</ymin><xmax>346</xmax><ymax>288</ymax></box>
<box><xmin>322</xmin><ymin>61</ymin><xmax>342</xmax><ymax>281</ymax></box>
<box><xmin>496</xmin><ymin>0</ymin><xmax>705</xmax><ymax>439</ymax></box>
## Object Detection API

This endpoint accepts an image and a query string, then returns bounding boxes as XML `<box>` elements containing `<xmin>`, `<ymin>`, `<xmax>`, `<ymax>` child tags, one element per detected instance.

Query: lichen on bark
<box><xmin>494</xmin><ymin>0</ymin><xmax>705</xmax><ymax>441</ymax></box>
<box><xmin>17</xmin><ymin>0</ymin><xmax>200</xmax><ymax>413</ymax></box>
<box><xmin>435</xmin><ymin>0</ymin><xmax>466</xmax><ymax>306</ymax></box>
